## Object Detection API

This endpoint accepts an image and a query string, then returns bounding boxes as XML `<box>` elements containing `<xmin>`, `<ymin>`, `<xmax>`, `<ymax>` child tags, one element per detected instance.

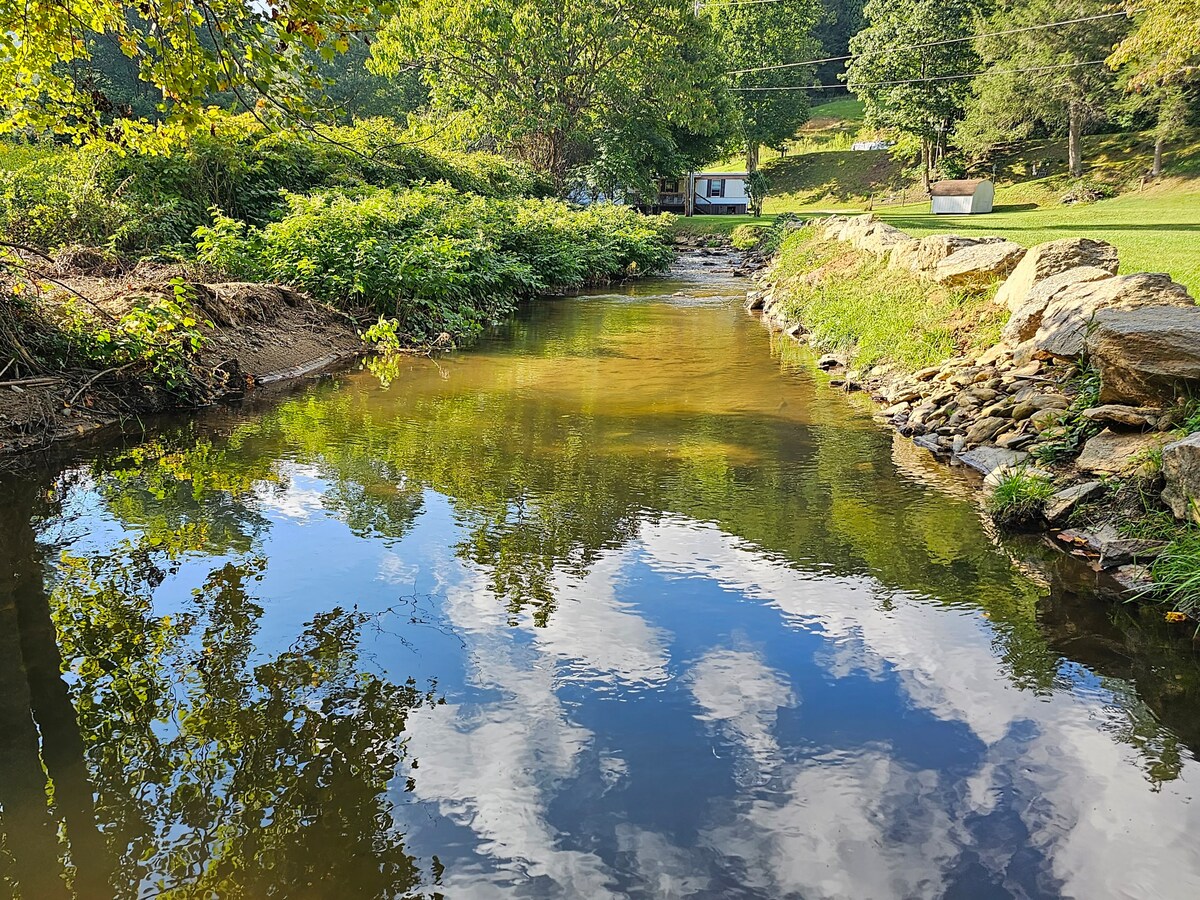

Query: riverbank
<box><xmin>0</xmin><ymin>257</ymin><xmax>364</xmax><ymax>454</ymax></box>
<box><xmin>747</xmin><ymin>214</ymin><xmax>1200</xmax><ymax>618</ymax></box>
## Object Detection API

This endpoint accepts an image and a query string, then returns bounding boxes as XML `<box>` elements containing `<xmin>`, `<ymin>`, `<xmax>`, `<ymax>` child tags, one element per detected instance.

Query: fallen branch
<box><xmin>68</xmin><ymin>362</ymin><xmax>140</xmax><ymax>407</ymax></box>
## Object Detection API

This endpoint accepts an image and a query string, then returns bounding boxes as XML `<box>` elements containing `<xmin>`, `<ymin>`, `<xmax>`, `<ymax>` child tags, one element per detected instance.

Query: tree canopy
<box><xmin>370</xmin><ymin>0</ymin><xmax>731</xmax><ymax>191</ymax></box>
<box><xmin>846</xmin><ymin>0</ymin><xmax>986</xmax><ymax>188</ymax></box>
<box><xmin>706</xmin><ymin>0</ymin><xmax>826</xmax><ymax>174</ymax></box>
<box><xmin>957</xmin><ymin>0</ymin><xmax>1129</xmax><ymax>176</ymax></box>
<box><xmin>0</xmin><ymin>0</ymin><xmax>382</xmax><ymax>146</ymax></box>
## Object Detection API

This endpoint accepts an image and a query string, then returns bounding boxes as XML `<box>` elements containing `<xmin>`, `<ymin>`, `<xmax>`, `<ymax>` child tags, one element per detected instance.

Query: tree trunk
<box><xmin>1153</xmin><ymin>135</ymin><xmax>1164</xmax><ymax>178</ymax></box>
<box><xmin>745</xmin><ymin>142</ymin><xmax>760</xmax><ymax>177</ymax></box>
<box><xmin>1068</xmin><ymin>101</ymin><xmax>1083</xmax><ymax>177</ymax></box>
<box><xmin>921</xmin><ymin>138</ymin><xmax>931</xmax><ymax>193</ymax></box>
<box><xmin>684</xmin><ymin>173</ymin><xmax>694</xmax><ymax>217</ymax></box>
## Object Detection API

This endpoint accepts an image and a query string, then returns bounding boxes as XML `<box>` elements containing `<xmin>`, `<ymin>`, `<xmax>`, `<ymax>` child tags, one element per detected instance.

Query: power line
<box><xmin>727</xmin><ymin>11</ymin><xmax>1127</xmax><ymax>75</ymax></box>
<box><xmin>735</xmin><ymin>59</ymin><xmax>1109</xmax><ymax>91</ymax></box>
<box><xmin>696</xmin><ymin>0</ymin><xmax>792</xmax><ymax>7</ymax></box>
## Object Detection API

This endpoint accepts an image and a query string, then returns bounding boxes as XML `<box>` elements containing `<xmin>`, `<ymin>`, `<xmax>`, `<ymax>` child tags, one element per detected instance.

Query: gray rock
<box><xmin>995</xmin><ymin>430</ymin><xmax>1035</xmax><ymax>450</ymax></box>
<box><xmin>1002</xmin><ymin>265</ymin><xmax>1115</xmax><ymax>345</ymax></box>
<box><xmin>995</xmin><ymin>239</ymin><xmax>1119</xmax><ymax>312</ymax></box>
<box><xmin>966</xmin><ymin>416</ymin><xmax>1009</xmax><ymax>445</ymax></box>
<box><xmin>933</xmin><ymin>241</ymin><xmax>1027</xmax><ymax>286</ymax></box>
<box><xmin>912</xmin><ymin>434</ymin><xmax>943</xmax><ymax>454</ymax></box>
<box><xmin>1057</xmin><ymin>524</ymin><xmax>1166</xmax><ymax>569</ymax></box>
<box><xmin>1162</xmin><ymin>432</ymin><xmax>1200</xmax><ymax>524</ymax></box>
<box><xmin>1076</xmin><ymin>429</ymin><xmax>1173</xmax><ymax>475</ymax></box>
<box><xmin>1080</xmin><ymin>404</ymin><xmax>1161</xmax><ymax>430</ymax></box>
<box><xmin>956</xmin><ymin>446</ymin><xmax>1030</xmax><ymax>476</ymax></box>
<box><xmin>905</xmin><ymin>235</ymin><xmax>1001</xmax><ymax>273</ymax></box>
<box><xmin>1033</xmin><ymin>273</ymin><xmax>1195</xmax><ymax>360</ymax></box>
<box><xmin>1112</xmin><ymin>564</ymin><xmax>1154</xmax><ymax>594</ymax></box>
<box><xmin>1043</xmin><ymin>480</ymin><xmax>1105</xmax><ymax>523</ymax></box>
<box><xmin>1085</xmin><ymin>305</ymin><xmax>1200</xmax><ymax>405</ymax></box>
<box><xmin>816</xmin><ymin>353</ymin><xmax>844</xmax><ymax>370</ymax></box>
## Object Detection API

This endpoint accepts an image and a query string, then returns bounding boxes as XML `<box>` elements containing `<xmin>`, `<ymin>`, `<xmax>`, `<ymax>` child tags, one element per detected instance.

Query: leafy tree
<box><xmin>1108</xmin><ymin>0</ymin><xmax>1200</xmax><ymax>177</ymax></box>
<box><xmin>0</xmin><ymin>0</ymin><xmax>382</xmax><ymax>145</ymax></box>
<box><xmin>958</xmin><ymin>0</ymin><xmax>1130</xmax><ymax>176</ymax></box>
<box><xmin>846</xmin><ymin>0</ymin><xmax>986</xmax><ymax>190</ymax></box>
<box><xmin>369</xmin><ymin>0</ymin><xmax>730</xmax><ymax>191</ymax></box>
<box><xmin>813</xmin><ymin>0</ymin><xmax>867</xmax><ymax>89</ymax></box>
<box><xmin>1108</xmin><ymin>0</ymin><xmax>1200</xmax><ymax>89</ymax></box>
<box><xmin>707</xmin><ymin>0</ymin><xmax>826</xmax><ymax>180</ymax></box>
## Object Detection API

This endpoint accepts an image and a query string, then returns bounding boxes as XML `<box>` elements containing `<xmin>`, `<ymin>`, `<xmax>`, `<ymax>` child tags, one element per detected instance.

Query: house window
<box><xmin>660</xmin><ymin>179</ymin><xmax>681</xmax><ymax>194</ymax></box>
<box><xmin>708</xmin><ymin>179</ymin><xmax>725</xmax><ymax>197</ymax></box>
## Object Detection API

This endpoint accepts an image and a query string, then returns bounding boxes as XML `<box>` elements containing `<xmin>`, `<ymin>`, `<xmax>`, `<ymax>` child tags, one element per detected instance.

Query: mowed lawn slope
<box><xmin>879</xmin><ymin>186</ymin><xmax>1200</xmax><ymax>297</ymax></box>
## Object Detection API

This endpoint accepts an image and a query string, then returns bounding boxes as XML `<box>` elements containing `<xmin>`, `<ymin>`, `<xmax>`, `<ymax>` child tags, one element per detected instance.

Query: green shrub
<box><xmin>0</xmin><ymin>116</ymin><xmax>550</xmax><ymax>255</ymax></box>
<box><xmin>196</xmin><ymin>186</ymin><xmax>673</xmax><ymax>341</ymax></box>
<box><xmin>986</xmin><ymin>469</ymin><xmax>1056</xmax><ymax>529</ymax></box>
<box><xmin>1148</xmin><ymin>532</ymin><xmax>1200</xmax><ymax>620</ymax></box>
<box><xmin>55</xmin><ymin>280</ymin><xmax>213</xmax><ymax>397</ymax></box>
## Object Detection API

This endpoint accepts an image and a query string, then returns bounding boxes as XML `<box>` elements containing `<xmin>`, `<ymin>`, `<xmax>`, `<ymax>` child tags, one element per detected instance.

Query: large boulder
<box><xmin>912</xmin><ymin>235</ymin><xmax>1002</xmax><ymax>273</ymax></box>
<box><xmin>933</xmin><ymin>240</ymin><xmax>1026</xmax><ymax>286</ymax></box>
<box><xmin>1085</xmin><ymin>305</ymin><xmax>1200</xmax><ymax>404</ymax></box>
<box><xmin>994</xmin><ymin>238</ymin><xmax>1119</xmax><ymax>312</ymax></box>
<box><xmin>1162</xmin><ymin>432</ymin><xmax>1200</xmax><ymax>524</ymax></box>
<box><xmin>1001</xmin><ymin>265</ymin><xmax>1114</xmax><ymax>345</ymax></box>
<box><xmin>833</xmin><ymin>214</ymin><xmax>878</xmax><ymax>243</ymax></box>
<box><xmin>819</xmin><ymin>215</ymin><xmax>851</xmax><ymax>241</ymax></box>
<box><xmin>1031</xmin><ymin>273</ymin><xmax>1195</xmax><ymax>360</ymax></box>
<box><xmin>888</xmin><ymin>239</ymin><xmax>923</xmax><ymax>271</ymax></box>
<box><xmin>853</xmin><ymin>222</ymin><xmax>908</xmax><ymax>255</ymax></box>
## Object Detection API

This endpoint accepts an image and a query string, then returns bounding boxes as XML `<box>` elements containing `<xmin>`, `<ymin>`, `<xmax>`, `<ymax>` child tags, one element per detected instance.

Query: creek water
<box><xmin>2</xmin><ymin>255</ymin><xmax>1200</xmax><ymax>899</ymax></box>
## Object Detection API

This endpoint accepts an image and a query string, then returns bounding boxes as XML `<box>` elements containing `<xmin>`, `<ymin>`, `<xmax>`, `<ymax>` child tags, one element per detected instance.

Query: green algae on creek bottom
<box><xmin>2</xmin><ymin>268</ymin><xmax>1200</xmax><ymax>898</ymax></box>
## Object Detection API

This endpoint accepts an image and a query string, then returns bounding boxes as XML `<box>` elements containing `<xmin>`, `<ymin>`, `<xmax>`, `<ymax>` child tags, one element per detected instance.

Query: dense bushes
<box><xmin>0</xmin><ymin>117</ymin><xmax>551</xmax><ymax>254</ymax></box>
<box><xmin>196</xmin><ymin>185</ymin><xmax>673</xmax><ymax>340</ymax></box>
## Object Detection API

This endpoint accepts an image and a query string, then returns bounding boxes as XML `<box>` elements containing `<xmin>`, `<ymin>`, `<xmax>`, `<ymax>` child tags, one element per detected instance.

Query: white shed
<box><xmin>929</xmin><ymin>179</ymin><xmax>995</xmax><ymax>214</ymax></box>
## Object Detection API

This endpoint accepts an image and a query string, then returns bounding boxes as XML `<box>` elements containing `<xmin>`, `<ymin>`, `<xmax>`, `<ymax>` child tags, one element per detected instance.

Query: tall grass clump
<box><xmin>985</xmin><ymin>469</ymin><xmax>1057</xmax><ymax>529</ymax></box>
<box><xmin>767</xmin><ymin>227</ymin><xmax>1005</xmax><ymax>369</ymax></box>
<box><xmin>196</xmin><ymin>185</ymin><xmax>673</xmax><ymax>341</ymax></box>
<box><xmin>1148</xmin><ymin>532</ymin><xmax>1200</xmax><ymax>620</ymax></box>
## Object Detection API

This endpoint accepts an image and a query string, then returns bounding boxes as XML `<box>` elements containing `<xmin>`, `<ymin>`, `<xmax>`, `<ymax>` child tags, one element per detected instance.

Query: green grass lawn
<box><xmin>877</xmin><ymin>186</ymin><xmax>1200</xmax><ymax>297</ymax></box>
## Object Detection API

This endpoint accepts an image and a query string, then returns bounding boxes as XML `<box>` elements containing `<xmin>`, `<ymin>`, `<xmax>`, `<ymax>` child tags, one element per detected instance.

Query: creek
<box><xmin>2</xmin><ymin>253</ymin><xmax>1200</xmax><ymax>898</ymax></box>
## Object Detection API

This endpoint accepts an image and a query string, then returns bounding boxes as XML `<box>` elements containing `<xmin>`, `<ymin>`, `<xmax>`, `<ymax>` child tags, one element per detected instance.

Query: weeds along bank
<box><xmin>0</xmin><ymin>122</ymin><xmax>673</xmax><ymax>452</ymax></box>
<box><xmin>745</xmin><ymin>214</ymin><xmax>1200</xmax><ymax>620</ymax></box>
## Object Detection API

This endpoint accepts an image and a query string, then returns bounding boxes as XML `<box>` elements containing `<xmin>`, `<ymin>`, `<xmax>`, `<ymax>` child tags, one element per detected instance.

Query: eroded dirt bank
<box><xmin>0</xmin><ymin>265</ymin><xmax>362</xmax><ymax>455</ymax></box>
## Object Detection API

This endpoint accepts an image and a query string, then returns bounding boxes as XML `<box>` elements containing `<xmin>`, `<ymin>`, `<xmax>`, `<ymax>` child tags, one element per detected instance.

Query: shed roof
<box><xmin>930</xmin><ymin>179</ymin><xmax>990</xmax><ymax>197</ymax></box>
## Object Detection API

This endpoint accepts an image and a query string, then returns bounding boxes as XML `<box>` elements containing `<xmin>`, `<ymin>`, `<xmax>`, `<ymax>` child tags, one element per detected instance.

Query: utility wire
<box><xmin>696</xmin><ymin>0</ymin><xmax>792</xmax><ymax>7</ymax></box>
<box><xmin>727</xmin><ymin>11</ymin><xmax>1127</xmax><ymax>75</ymax></box>
<box><xmin>736</xmin><ymin>59</ymin><xmax>1109</xmax><ymax>91</ymax></box>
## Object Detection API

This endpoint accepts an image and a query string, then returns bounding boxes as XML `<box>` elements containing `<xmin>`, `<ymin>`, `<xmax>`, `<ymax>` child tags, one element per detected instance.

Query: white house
<box><xmin>929</xmin><ymin>179</ymin><xmax>995</xmax><ymax>214</ymax></box>
<box><xmin>652</xmin><ymin>173</ymin><xmax>750</xmax><ymax>215</ymax></box>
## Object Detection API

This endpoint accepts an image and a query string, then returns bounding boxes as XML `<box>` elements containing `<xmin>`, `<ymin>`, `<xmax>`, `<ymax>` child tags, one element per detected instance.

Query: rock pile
<box><xmin>745</xmin><ymin>213</ymin><xmax>1200</xmax><ymax>582</ymax></box>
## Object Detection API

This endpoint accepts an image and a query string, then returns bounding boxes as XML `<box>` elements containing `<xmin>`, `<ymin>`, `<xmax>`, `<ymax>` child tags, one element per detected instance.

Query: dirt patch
<box><xmin>0</xmin><ymin>266</ymin><xmax>362</xmax><ymax>455</ymax></box>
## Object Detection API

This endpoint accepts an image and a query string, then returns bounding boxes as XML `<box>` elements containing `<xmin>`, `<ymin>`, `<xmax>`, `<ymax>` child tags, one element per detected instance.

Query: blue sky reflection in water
<box><xmin>7</xmin><ymin>255</ymin><xmax>1200</xmax><ymax>898</ymax></box>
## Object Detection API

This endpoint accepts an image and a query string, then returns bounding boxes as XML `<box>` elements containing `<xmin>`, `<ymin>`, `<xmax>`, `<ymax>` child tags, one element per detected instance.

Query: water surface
<box><xmin>3</xmin><ymin>256</ymin><xmax>1200</xmax><ymax>899</ymax></box>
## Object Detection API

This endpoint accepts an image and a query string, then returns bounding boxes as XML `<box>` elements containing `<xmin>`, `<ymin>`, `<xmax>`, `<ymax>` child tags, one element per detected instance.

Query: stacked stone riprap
<box><xmin>742</xmin><ymin>213</ymin><xmax>1200</xmax><ymax>586</ymax></box>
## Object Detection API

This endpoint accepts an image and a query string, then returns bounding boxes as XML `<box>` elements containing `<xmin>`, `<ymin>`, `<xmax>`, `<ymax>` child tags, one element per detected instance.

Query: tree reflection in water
<box><xmin>0</xmin><ymin>472</ymin><xmax>437</xmax><ymax>899</ymax></box>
